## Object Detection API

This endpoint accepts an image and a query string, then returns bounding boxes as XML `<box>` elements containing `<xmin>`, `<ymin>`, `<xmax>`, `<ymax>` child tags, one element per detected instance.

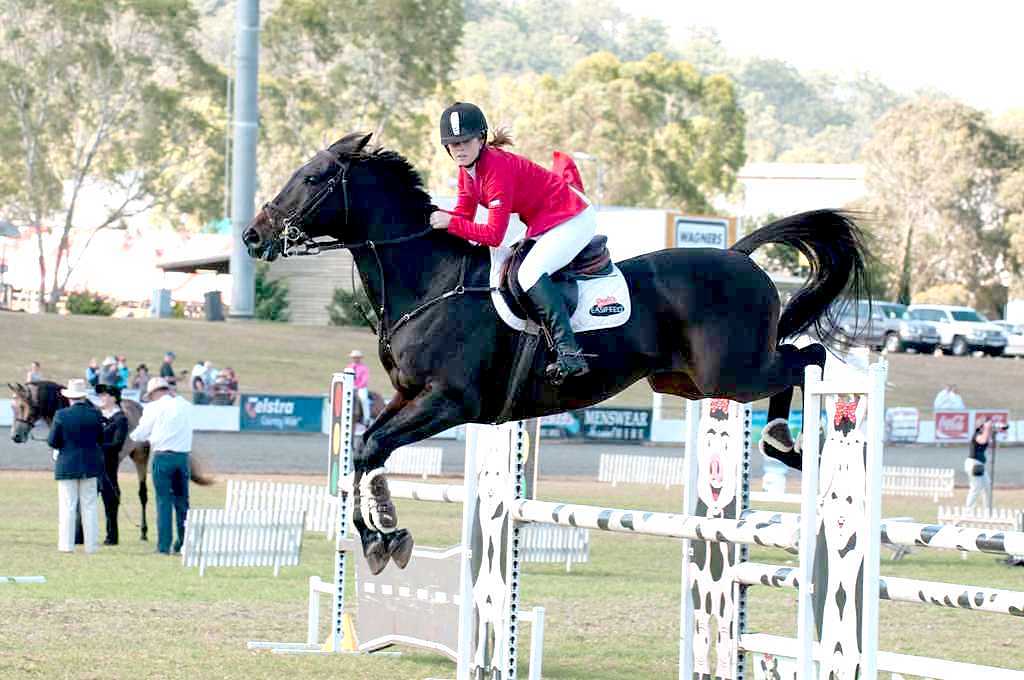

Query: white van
<box><xmin>905</xmin><ymin>304</ymin><xmax>1008</xmax><ymax>356</ymax></box>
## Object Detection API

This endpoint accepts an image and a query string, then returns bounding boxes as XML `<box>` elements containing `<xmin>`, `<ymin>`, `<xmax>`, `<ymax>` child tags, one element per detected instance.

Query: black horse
<box><xmin>9</xmin><ymin>380</ymin><xmax>213</xmax><ymax>540</ymax></box>
<box><xmin>243</xmin><ymin>133</ymin><xmax>868</xmax><ymax>574</ymax></box>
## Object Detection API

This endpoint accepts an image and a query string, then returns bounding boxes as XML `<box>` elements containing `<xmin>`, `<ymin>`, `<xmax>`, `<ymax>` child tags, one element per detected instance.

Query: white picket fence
<box><xmin>598</xmin><ymin>454</ymin><xmax>685</xmax><ymax>488</ymax></box>
<box><xmin>519</xmin><ymin>524</ymin><xmax>590</xmax><ymax>572</ymax></box>
<box><xmin>385</xmin><ymin>446</ymin><xmax>444</xmax><ymax>478</ymax></box>
<box><xmin>225</xmin><ymin>479</ymin><xmax>338</xmax><ymax>537</ymax></box>
<box><xmin>181</xmin><ymin>509</ymin><xmax>306</xmax><ymax>577</ymax></box>
<box><xmin>881</xmin><ymin>466</ymin><xmax>955</xmax><ymax>502</ymax></box>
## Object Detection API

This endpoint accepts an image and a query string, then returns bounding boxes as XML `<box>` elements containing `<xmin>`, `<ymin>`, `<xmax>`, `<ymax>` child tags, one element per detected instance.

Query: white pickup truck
<box><xmin>905</xmin><ymin>304</ymin><xmax>1008</xmax><ymax>356</ymax></box>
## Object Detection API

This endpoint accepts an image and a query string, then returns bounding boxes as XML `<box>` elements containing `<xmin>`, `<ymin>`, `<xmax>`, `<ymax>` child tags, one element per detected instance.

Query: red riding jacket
<box><xmin>446</xmin><ymin>146</ymin><xmax>588</xmax><ymax>248</ymax></box>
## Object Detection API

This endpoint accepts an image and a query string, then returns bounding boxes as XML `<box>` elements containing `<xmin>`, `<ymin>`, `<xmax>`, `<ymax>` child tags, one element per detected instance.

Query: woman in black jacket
<box><xmin>96</xmin><ymin>384</ymin><xmax>128</xmax><ymax>545</ymax></box>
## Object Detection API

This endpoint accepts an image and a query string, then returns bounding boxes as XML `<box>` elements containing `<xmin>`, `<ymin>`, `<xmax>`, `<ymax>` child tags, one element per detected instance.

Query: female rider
<box><xmin>429</xmin><ymin>102</ymin><xmax>596</xmax><ymax>384</ymax></box>
<box><xmin>96</xmin><ymin>384</ymin><xmax>128</xmax><ymax>545</ymax></box>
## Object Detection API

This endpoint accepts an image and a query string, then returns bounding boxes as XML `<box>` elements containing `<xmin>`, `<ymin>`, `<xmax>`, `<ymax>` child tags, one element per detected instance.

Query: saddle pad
<box><xmin>488</xmin><ymin>228</ymin><xmax>631</xmax><ymax>333</ymax></box>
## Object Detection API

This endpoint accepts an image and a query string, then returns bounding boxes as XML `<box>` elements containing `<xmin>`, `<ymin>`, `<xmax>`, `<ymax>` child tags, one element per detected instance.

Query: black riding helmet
<box><xmin>440</xmin><ymin>102</ymin><xmax>488</xmax><ymax>146</ymax></box>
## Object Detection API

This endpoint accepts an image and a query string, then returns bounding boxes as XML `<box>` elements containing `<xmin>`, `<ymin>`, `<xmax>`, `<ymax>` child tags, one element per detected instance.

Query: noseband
<box><xmin>262</xmin><ymin>149</ymin><xmax>353</xmax><ymax>258</ymax></box>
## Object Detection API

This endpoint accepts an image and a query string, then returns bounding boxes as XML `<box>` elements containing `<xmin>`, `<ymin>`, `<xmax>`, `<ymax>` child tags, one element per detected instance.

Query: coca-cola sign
<box><xmin>934</xmin><ymin>411</ymin><xmax>970</xmax><ymax>442</ymax></box>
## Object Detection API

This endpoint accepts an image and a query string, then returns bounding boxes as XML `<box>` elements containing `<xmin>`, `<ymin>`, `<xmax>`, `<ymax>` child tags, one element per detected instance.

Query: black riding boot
<box><xmin>525</xmin><ymin>274</ymin><xmax>590</xmax><ymax>384</ymax></box>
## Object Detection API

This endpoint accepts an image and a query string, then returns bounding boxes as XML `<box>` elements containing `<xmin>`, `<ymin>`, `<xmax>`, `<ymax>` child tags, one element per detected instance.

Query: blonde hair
<box><xmin>488</xmin><ymin>127</ymin><xmax>514</xmax><ymax>148</ymax></box>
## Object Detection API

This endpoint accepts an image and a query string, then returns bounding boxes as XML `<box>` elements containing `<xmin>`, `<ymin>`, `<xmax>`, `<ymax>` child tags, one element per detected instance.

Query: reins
<box><xmin>263</xmin><ymin>147</ymin><xmax>495</xmax><ymax>360</ymax></box>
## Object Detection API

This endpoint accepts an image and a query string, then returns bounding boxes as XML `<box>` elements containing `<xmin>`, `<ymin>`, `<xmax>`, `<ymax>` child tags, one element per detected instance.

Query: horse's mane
<box><xmin>331</xmin><ymin>133</ymin><xmax>433</xmax><ymax>214</ymax></box>
<box><xmin>30</xmin><ymin>380</ymin><xmax>66</xmax><ymax>419</ymax></box>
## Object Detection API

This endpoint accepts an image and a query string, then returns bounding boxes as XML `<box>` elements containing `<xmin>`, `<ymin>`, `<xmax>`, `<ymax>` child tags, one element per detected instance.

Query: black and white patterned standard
<box><xmin>814</xmin><ymin>393</ymin><xmax>870</xmax><ymax>679</ymax></box>
<box><xmin>688</xmin><ymin>399</ymin><xmax>749</xmax><ymax>679</ymax></box>
<box><xmin>469</xmin><ymin>422</ymin><xmax>526</xmax><ymax>680</ymax></box>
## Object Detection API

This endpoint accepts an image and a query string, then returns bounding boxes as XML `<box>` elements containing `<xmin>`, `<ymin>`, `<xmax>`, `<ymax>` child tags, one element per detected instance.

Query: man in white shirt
<box><xmin>130</xmin><ymin>377</ymin><xmax>193</xmax><ymax>554</ymax></box>
<box><xmin>933</xmin><ymin>384</ymin><xmax>966</xmax><ymax>411</ymax></box>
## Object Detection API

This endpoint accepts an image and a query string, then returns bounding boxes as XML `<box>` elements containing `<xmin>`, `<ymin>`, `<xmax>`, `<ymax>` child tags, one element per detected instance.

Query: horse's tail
<box><xmin>730</xmin><ymin>209</ymin><xmax>870</xmax><ymax>345</ymax></box>
<box><xmin>190</xmin><ymin>453</ymin><xmax>216</xmax><ymax>486</ymax></box>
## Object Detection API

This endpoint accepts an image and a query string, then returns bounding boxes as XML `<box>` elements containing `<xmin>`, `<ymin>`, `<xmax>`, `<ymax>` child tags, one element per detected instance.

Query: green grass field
<box><xmin>2</xmin><ymin>472</ymin><xmax>1023</xmax><ymax>679</ymax></box>
<box><xmin>4</xmin><ymin>311</ymin><xmax>1024</xmax><ymax>416</ymax></box>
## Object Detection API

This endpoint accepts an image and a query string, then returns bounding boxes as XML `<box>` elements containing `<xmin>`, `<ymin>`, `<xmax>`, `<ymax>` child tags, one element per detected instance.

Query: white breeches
<box><xmin>517</xmin><ymin>205</ymin><xmax>598</xmax><ymax>291</ymax></box>
<box><xmin>58</xmin><ymin>477</ymin><xmax>98</xmax><ymax>553</ymax></box>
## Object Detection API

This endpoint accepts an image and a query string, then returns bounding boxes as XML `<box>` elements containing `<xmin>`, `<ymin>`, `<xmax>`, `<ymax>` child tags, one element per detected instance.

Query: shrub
<box><xmin>912</xmin><ymin>284</ymin><xmax>974</xmax><ymax>307</ymax></box>
<box><xmin>255</xmin><ymin>262</ymin><xmax>290</xmax><ymax>322</ymax></box>
<box><xmin>66</xmin><ymin>291</ymin><xmax>115</xmax><ymax>316</ymax></box>
<box><xmin>327</xmin><ymin>286</ymin><xmax>373</xmax><ymax>328</ymax></box>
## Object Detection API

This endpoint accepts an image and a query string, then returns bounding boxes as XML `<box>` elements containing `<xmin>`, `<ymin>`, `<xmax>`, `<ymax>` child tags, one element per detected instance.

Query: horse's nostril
<box><xmin>242</xmin><ymin>227</ymin><xmax>261</xmax><ymax>247</ymax></box>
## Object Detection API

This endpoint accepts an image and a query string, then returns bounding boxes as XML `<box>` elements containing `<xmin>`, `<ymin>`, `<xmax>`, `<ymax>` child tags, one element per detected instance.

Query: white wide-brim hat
<box><xmin>349</xmin><ymin>349</ymin><xmax>364</xmax><ymax>358</ymax></box>
<box><xmin>61</xmin><ymin>378</ymin><xmax>90</xmax><ymax>400</ymax></box>
<box><xmin>144</xmin><ymin>376</ymin><xmax>172</xmax><ymax>399</ymax></box>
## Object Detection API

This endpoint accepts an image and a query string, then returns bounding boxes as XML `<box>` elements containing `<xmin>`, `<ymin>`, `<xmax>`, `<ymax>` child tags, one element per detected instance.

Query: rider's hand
<box><xmin>430</xmin><ymin>211</ymin><xmax>451</xmax><ymax>230</ymax></box>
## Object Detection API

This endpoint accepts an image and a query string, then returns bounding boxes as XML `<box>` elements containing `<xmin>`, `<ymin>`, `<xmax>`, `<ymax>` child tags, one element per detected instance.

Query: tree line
<box><xmin>0</xmin><ymin>0</ymin><xmax>1021</xmax><ymax>316</ymax></box>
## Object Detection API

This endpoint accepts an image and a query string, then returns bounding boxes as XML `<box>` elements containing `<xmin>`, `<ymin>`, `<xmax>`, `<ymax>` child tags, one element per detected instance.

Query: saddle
<box><xmin>498</xmin><ymin>235</ymin><xmax>613</xmax><ymax>320</ymax></box>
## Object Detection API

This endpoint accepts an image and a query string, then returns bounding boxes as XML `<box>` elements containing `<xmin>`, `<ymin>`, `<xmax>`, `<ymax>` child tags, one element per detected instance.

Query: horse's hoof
<box><xmin>761</xmin><ymin>418</ymin><xmax>795</xmax><ymax>452</ymax></box>
<box><xmin>387</xmin><ymin>529</ymin><xmax>415</xmax><ymax>569</ymax></box>
<box><xmin>363</xmin><ymin>532</ymin><xmax>391</xmax><ymax>575</ymax></box>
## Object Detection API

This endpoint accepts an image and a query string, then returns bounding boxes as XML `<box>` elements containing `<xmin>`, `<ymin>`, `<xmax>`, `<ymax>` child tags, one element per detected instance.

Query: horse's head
<box><xmin>8</xmin><ymin>382</ymin><xmax>35</xmax><ymax>443</ymax></box>
<box><xmin>243</xmin><ymin>132</ymin><xmax>433</xmax><ymax>262</ymax></box>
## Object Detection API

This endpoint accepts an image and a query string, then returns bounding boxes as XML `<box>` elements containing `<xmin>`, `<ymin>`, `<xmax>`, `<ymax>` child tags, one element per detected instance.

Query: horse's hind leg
<box><xmin>753</xmin><ymin>343</ymin><xmax>826</xmax><ymax>470</ymax></box>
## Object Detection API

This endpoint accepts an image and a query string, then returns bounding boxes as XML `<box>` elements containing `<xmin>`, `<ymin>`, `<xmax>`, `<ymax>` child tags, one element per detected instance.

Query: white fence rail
<box><xmin>519</xmin><ymin>524</ymin><xmax>590</xmax><ymax>572</ymax></box>
<box><xmin>597</xmin><ymin>454</ymin><xmax>684</xmax><ymax>488</ymax></box>
<box><xmin>938</xmin><ymin>506</ymin><xmax>1024</xmax><ymax>531</ymax></box>
<box><xmin>384</xmin><ymin>446</ymin><xmax>444</xmax><ymax>478</ymax></box>
<box><xmin>225</xmin><ymin>480</ymin><xmax>337</xmax><ymax>537</ymax></box>
<box><xmin>881</xmin><ymin>466</ymin><xmax>955</xmax><ymax>501</ymax></box>
<box><xmin>182</xmin><ymin>509</ymin><xmax>305</xmax><ymax>577</ymax></box>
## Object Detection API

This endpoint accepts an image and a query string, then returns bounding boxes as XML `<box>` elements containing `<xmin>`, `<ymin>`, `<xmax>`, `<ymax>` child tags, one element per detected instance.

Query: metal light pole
<box><xmin>228</xmin><ymin>0</ymin><xmax>259</xmax><ymax>319</ymax></box>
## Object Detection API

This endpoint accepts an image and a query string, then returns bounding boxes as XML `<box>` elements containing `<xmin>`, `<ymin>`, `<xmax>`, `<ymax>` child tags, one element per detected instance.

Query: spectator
<box><xmin>132</xmin><ymin>364</ymin><xmax>151</xmax><ymax>391</ymax></box>
<box><xmin>48</xmin><ymin>378</ymin><xmax>104</xmax><ymax>554</ymax></box>
<box><xmin>85</xmin><ymin>358</ymin><xmax>100</xmax><ymax>388</ymax></box>
<box><xmin>26</xmin><ymin>361</ymin><xmax>42</xmax><ymax>382</ymax></box>
<box><xmin>129</xmin><ymin>377</ymin><xmax>193</xmax><ymax>555</ymax></box>
<box><xmin>159</xmin><ymin>351</ymin><xmax>177</xmax><ymax>387</ymax></box>
<box><xmin>346</xmin><ymin>349</ymin><xmax>372</xmax><ymax>426</ymax></box>
<box><xmin>116</xmin><ymin>356</ymin><xmax>129</xmax><ymax>389</ymax></box>
<box><xmin>202</xmin><ymin>360</ymin><xmax>217</xmax><ymax>387</ymax></box>
<box><xmin>191</xmin><ymin>375</ymin><xmax>209</xmax><ymax>405</ymax></box>
<box><xmin>933</xmin><ymin>384</ymin><xmax>966</xmax><ymax>411</ymax></box>
<box><xmin>211</xmin><ymin>367</ymin><xmax>238</xmax><ymax>405</ymax></box>
<box><xmin>95</xmin><ymin>384</ymin><xmax>128</xmax><ymax>545</ymax></box>
<box><xmin>965</xmin><ymin>417</ymin><xmax>1005</xmax><ymax>510</ymax></box>
<box><xmin>100</xmin><ymin>356</ymin><xmax>119</xmax><ymax>386</ymax></box>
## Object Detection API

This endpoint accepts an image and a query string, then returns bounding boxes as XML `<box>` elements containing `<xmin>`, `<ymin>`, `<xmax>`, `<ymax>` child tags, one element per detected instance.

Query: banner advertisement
<box><xmin>240</xmin><ymin>393</ymin><xmax>324</xmax><ymax>433</ymax></box>
<box><xmin>885</xmin><ymin>407</ymin><xmax>920</xmax><ymax>443</ymax></box>
<box><xmin>934</xmin><ymin>410</ymin><xmax>971</xmax><ymax>442</ymax></box>
<box><xmin>580</xmin><ymin>407</ymin><xmax>652</xmax><ymax>442</ymax></box>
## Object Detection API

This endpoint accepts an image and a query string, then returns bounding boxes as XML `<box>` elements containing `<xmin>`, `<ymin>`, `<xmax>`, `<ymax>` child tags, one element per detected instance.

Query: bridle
<box><xmin>259</xmin><ymin>146</ymin><xmax>492</xmax><ymax>358</ymax></box>
<box><xmin>11</xmin><ymin>390</ymin><xmax>46</xmax><ymax>441</ymax></box>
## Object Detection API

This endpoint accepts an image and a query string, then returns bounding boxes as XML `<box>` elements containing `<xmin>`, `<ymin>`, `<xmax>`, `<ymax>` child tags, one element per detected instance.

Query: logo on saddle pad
<box><xmin>590</xmin><ymin>295</ymin><xmax>625</xmax><ymax>317</ymax></box>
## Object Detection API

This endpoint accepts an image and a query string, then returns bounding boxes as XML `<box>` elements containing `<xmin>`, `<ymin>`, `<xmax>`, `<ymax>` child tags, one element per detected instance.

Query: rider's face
<box><xmin>447</xmin><ymin>136</ymin><xmax>483</xmax><ymax>167</ymax></box>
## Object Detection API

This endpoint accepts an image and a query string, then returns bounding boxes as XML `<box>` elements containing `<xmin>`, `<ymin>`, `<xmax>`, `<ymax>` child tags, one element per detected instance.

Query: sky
<box><xmin>617</xmin><ymin>1</ymin><xmax>1023</xmax><ymax>115</ymax></box>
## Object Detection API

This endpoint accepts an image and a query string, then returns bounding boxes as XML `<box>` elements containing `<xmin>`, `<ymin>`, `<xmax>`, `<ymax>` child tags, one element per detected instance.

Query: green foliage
<box><xmin>912</xmin><ymin>284</ymin><xmax>975</xmax><ymax>307</ymax></box>
<box><xmin>172</xmin><ymin>302</ymin><xmax>186</xmax><ymax>319</ymax></box>
<box><xmin>254</xmin><ymin>263</ymin><xmax>289</xmax><ymax>322</ymax></box>
<box><xmin>258</xmin><ymin>0</ymin><xmax>463</xmax><ymax>193</ymax></box>
<box><xmin>327</xmin><ymin>286</ymin><xmax>373</xmax><ymax>329</ymax></box>
<box><xmin>0</xmin><ymin>0</ymin><xmax>225</xmax><ymax>305</ymax></box>
<box><xmin>65</xmin><ymin>291</ymin><xmax>115</xmax><ymax>317</ymax></box>
<box><xmin>860</xmin><ymin>97</ymin><xmax>1020</xmax><ymax>315</ymax></box>
<box><xmin>423</xmin><ymin>52</ymin><xmax>746</xmax><ymax>211</ymax></box>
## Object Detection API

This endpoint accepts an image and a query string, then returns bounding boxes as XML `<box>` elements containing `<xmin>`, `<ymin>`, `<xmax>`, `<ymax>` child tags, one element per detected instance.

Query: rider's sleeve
<box><xmin>447</xmin><ymin>172</ymin><xmax>511</xmax><ymax>248</ymax></box>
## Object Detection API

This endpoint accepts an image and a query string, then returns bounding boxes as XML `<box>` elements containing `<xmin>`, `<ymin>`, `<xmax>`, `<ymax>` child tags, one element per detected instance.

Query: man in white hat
<box><xmin>48</xmin><ymin>378</ymin><xmax>105</xmax><ymax>553</ymax></box>
<box><xmin>129</xmin><ymin>377</ymin><xmax>194</xmax><ymax>554</ymax></box>
<box><xmin>346</xmin><ymin>349</ymin><xmax>372</xmax><ymax>426</ymax></box>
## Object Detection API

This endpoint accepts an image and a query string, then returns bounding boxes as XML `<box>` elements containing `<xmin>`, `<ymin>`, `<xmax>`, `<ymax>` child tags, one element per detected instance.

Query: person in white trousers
<box><xmin>47</xmin><ymin>378</ymin><xmax>105</xmax><ymax>553</ymax></box>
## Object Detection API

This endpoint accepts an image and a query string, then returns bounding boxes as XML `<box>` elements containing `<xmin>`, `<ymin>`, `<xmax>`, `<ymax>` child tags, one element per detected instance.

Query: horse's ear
<box><xmin>330</xmin><ymin>132</ymin><xmax>373</xmax><ymax>156</ymax></box>
<box><xmin>7</xmin><ymin>383</ymin><xmax>16</xmax><ymax>394</ymax></box>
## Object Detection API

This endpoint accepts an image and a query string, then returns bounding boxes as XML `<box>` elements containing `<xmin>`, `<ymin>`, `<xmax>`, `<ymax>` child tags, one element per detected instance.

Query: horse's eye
<box><xmin>304</xmin><ymin>175</ymin><xmax>319</xmax><ymax>185</ymax></box>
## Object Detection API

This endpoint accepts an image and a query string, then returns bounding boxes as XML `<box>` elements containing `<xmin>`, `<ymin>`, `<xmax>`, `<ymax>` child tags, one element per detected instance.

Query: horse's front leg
<box><xmin>352</xmin><ymin>386</ymin><xmax>469</xmax><ymax>575</ymax></box>
<box><xmin>131</xmin><ymin>448</ymin><xmax>149</xmax><ymax>542</ymax></box>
